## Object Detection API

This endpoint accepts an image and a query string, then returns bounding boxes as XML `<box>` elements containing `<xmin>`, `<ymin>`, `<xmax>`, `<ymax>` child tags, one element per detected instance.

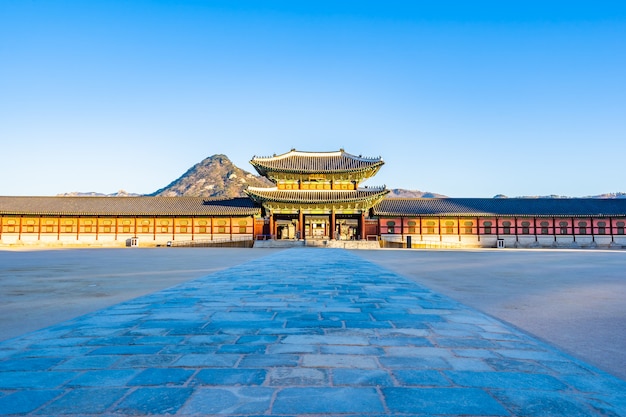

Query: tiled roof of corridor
<box><xmin>0</xmin><ymin>196</ymin><xmax>260</xmax><ymax>216</ymax></box>
<box><xmin>250</xmin><ymin>149</ymin><xmax>384</xmax><ymax>175</ymax></box>
<box><xmin>245</xmin><ymin>187</ymin><xmax>390</xmax><ymax>204</ymax></box>
<box><xmin>374</xmin><ymin>198</ymin><xmax>626</xmax><ymax>217</ymax></box>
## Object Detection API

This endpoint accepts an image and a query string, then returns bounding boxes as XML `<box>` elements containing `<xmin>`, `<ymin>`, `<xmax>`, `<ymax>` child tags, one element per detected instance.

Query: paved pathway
<box><xmin>0</xmin><ymin>248</ymin><xmax>624</xmax><ymax>416</ymax></box>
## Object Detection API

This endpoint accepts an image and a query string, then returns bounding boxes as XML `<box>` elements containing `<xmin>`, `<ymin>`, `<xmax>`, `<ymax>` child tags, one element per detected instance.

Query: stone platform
<box><xmin>0</xmin><ymin>248</ymin><xmax>624</xmax><ymax>416</ymax></box>
<box><xmin>253</xmin><ymin>239</ymin><xmax>380</xmax><ymax>249</ymax></box>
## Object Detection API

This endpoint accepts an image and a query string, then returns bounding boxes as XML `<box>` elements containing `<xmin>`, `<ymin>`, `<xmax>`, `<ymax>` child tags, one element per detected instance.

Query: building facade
<box><xmin>246</xmin><ymin>150</ymin><xmax>389</xmax><ymax>241</ymax></box>
<box><xmin>0</xmin><ymin>197</ymin><xmax>259</xmax><ymax>247</ymax></box>
<box><xmin>374</xmin><ymin>198</ymin><xmax>626</xmax><ymax>249</ymax></box>
<box><xmin>1</xmin><ymin>149</ymin><xmax>625</xmax><ymax>248</ymax></box>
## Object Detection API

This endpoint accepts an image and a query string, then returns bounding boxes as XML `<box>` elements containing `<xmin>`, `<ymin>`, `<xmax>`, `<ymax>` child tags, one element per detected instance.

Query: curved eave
<box><xmin>251</xmin><ymin>161</ymin><xmax>384</xmax><ymax>177</ymax></box>
<box><xmin>250</xmin><ymin>149</ymin><xmax>384</xmax><ymax>177</ymax></box>
<box><xmin>373</xmin><ymin>198</ymin><xmax>626</xmax><ymax>217</ymax></box>
<box><xmin>245</xmin><ymin>188</ymin><xmax>389</xmax><ymax>205</ymax></box>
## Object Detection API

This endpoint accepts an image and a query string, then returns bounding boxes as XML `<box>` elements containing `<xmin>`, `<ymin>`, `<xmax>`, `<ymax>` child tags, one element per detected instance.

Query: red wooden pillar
<box><xmin>330</xmin><ymin>210</ymin><xmax>336</xmax><ymax>239</ymax></box>
<box><xmin>360</xmin><ymin>211</ymin><xmax>366</xmax><ymax>240</ymax></box>
<box><xmin>269</xmin><ymin>214</ymin><xmax>275</xmax><ymax>239</ymax></box>
<box><xmin>299</xmin><ymin>210</ymin><xmax>304</xmax><ymax>240</ymax></box>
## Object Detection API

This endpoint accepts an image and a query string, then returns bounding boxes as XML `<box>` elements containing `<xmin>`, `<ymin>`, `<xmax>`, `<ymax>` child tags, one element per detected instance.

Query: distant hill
<box><xmin>587</xmin><ymin>192</ymin><xmax>626</xmax><ymax>199</ymax></box>
<box><xmin>57</xmin><ymin>190</ymin><xmax>141</xmax><ymax>197</ymax></box>
<box><xmin>148</xmin><ymin>154</ymin><xmax>272</xmax><ymax>197</ymax></box>
<box><xmin>386</xmin><ymin>189</ymin><xmax>447</xmax><ymax>198</ymax></box>
<box><xmin>495</xmin><ymin>192</ymin><xmax>626</xmax><ymax>199</ymax></box>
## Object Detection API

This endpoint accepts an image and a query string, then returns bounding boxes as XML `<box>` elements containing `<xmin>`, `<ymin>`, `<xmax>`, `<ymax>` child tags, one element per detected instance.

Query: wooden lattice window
<box><xmin>217</xmin><ymin>219</ymin><xmax>227</xmax><ymax>234</ymax></box>
<box><xmin>198</xmin><ymin>220</ymin><xmax>208</xmax><ymax>234</ymax></box>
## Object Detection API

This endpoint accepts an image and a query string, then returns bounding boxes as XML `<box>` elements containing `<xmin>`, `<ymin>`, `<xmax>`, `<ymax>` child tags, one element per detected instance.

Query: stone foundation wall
<box><xmin>379</xmin><ymin>234</ymin><xmax>626</xmax><ymax>249</ymax></box>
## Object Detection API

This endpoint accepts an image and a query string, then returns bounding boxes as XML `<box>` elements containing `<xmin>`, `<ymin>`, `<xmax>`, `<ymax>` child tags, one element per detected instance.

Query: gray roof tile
<box><xmin>250</xmin><ymin>150</ymin><xmax>383</xmax><ymax>175</ymax></box>
<box><xmin>245</xmin><ymin>188</ymin><xmax>389</xmax><ymax>204</ymax></box>
<box><xmin>0</xmin><ymin>197</ymin><xmax>260</xmax><ymax>216</ymax></box>
<box><xmin>374</xmin><ymin>198</ymin><xmax>626</xmax><ymax>217</ymax></box>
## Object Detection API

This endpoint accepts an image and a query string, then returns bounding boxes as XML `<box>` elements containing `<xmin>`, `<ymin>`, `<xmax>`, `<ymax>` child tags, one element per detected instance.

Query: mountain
<box><xmin>495</xmin><ymin>192</ymin><xmax>626</xmax><ymax>199</ymax></box>
<box><xmin>57</xmin><ymin>190</ymin><xmax>141</xmax><ymax>197</ymax></box>
<box><xmin>587</xmin><ymin>192</ymin><xmax>626</xmax><ymax>199</ymax></box>
<box><xmin>386</xmin><ymin>189</ymin><xmax>447</xmax><ymax>198</ymax></box>
<box><xmin>148</xmin><ymin>154</ymin><xmax>272</xmax><ymax>197</ymax></box>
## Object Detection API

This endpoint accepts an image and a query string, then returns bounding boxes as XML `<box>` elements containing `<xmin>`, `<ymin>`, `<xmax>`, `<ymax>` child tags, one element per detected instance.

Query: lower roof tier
<box><xmin>245</xmin><ymin>187</ymin><xmax>389</xmax><ymax>205</ymax></box>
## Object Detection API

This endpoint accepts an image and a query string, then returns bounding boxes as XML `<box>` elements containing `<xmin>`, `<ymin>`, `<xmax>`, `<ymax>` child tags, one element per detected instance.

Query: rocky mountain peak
<box><xmin>149</xmin><ymin>154</ymin><xmax>272</xmax><ymax>197</ymax></box>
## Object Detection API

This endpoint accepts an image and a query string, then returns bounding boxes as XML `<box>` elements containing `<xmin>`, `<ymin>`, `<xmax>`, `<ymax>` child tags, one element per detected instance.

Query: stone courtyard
<box><xmin>0</xmin><ymin>248</ymin><xmax>624</xmax><ymax>416</ymax></box>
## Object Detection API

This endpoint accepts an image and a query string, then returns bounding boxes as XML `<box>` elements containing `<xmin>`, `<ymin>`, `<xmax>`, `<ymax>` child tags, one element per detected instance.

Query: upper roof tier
<box><xmin>250</xmin><ymin>149</ymin><xmax>384</xmax><ymax>179</ymax></box>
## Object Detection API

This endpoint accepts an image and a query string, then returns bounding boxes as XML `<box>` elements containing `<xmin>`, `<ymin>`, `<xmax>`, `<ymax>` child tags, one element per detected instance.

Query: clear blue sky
<box><xmin>1</xmin><ymin>1</ymin><xmax>624</xmax><ymax>197</ymax></box>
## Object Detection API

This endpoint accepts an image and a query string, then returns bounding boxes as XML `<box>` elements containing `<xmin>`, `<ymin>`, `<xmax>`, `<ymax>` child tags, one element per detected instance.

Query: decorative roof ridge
<box><xmin>0</xmin><ymin>195</ymin><xmax>207</xmax><ymax>200</ymax></box>
<box><xmin>245</xmin><ymin>186</ymin><xmax>280</xmax><ymax>192</ymax></box>
<box><xmin>251</xmin><ymin>148</ymin><xmax>382</xmax><ymax>162</ymax></box>
<box><xmin>357</xmin><ymin>185</ymin><xmax>387</xmax><ymax>191</ymax></box>
<box><xmin>202</xmin><ymin>196</ymin><xmax>249</xmax><ymax>202</ymax></box>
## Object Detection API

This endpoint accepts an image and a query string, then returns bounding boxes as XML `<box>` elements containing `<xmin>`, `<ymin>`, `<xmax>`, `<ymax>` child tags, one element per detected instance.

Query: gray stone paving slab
<box><xmin>357</xmin><ymin>249</ymin><xmax>626</xmax><ymax>380</ymax></box>
<box><xmin>0</xmin><ymin>248</ymin><xmax>625</xmax><ymax>416</ymax></box>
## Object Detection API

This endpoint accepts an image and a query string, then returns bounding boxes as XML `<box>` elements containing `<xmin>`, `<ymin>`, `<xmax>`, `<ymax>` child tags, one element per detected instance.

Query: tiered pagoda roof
<box><xmin>374</xmin><ymin>198</ymin><xmax>626</xmax><ymax>217</ymax></box>
<box><xmin>247</xmin><ymin>149</ymin><xmax>388</xmax><ymax>214</ymax></box>
<box><xmin>250</xmin><ymin>149</ymin><xmax>384</xmax><ymax>178</ymax></box>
